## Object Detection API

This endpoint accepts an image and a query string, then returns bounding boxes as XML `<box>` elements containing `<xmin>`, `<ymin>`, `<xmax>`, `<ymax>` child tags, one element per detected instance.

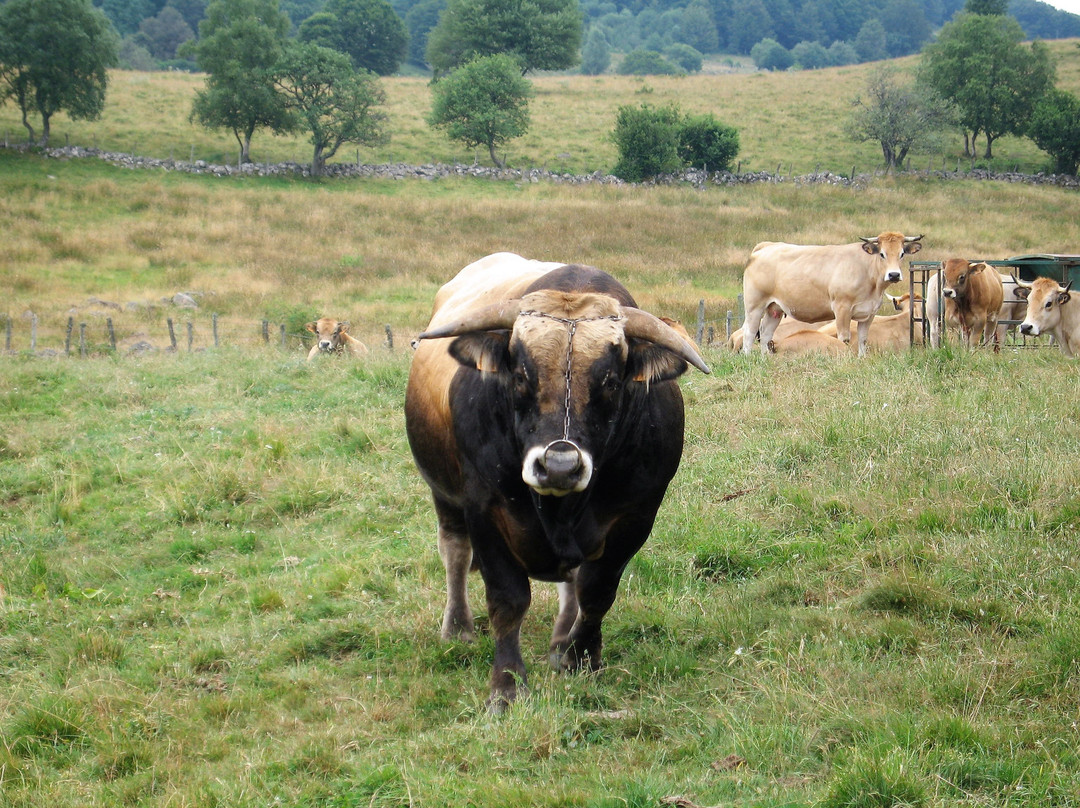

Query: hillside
<box><xmin>3</xmin><ymin>40</ymin><xmax>1079</xmax><ymax>177</ymax></box>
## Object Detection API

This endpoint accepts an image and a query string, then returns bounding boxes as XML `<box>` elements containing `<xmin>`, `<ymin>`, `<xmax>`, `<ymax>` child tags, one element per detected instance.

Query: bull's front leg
<box><xmin>484</xmin><ymin>569</ymin><xmax>532</xmax><ymax>712</ymax></box>
<box><xmin>548</xmin><ymin>577</ymin><xmax>580</xmax><ymax>670</ymax></box>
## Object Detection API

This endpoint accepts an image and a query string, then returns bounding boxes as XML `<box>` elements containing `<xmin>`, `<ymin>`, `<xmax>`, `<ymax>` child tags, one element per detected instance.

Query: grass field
<box><xmin>3</xmin><ymin>46</ymin><xmax>1080</xmax><ymax>808</ymax></box>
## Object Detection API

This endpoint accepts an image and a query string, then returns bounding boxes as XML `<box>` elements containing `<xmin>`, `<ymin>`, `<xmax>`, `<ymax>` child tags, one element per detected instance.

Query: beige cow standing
<box><xmin>741</xmin><ymin>232</ymin><xmax>923</xmax><ymax>357</ymax></box>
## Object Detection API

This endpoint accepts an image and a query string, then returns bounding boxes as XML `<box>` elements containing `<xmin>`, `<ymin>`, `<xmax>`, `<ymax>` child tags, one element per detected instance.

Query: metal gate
<box><xmin>908</xmin><ymin>254</ymin><xmax>1080</xmax><ymax>347</ymax></box>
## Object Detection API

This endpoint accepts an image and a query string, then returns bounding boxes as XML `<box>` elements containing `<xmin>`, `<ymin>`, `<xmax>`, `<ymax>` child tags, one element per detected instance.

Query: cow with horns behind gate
<box><xmin>405</xmin><ymin>252</ymin><xmax>710</xmax><ymax>710</ymax></box>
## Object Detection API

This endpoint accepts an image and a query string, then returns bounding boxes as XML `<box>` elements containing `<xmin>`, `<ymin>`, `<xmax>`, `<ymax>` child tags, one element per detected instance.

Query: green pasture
<box><xmin>3</xmin><ymin>53</ymin><xmax>1080</xmax><ymax>806</ymax></box>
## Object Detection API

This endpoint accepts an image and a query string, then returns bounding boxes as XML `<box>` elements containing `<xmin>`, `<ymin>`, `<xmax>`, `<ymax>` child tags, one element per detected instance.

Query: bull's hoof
<box><xmin>766</xmin><ymin>340</ymin><xmax>777</xmax><ymax>354</ymax></box>
<box><xmin>441</xmin><ymin>615</ymin><xmax>475</xmax><ymax>643</ymax></box>
<box><xmin>486</xmin><ymin>684</ymin><xmax>526</xmax><ymax>714</ymax></box>
<box><xmin>550</xmin><ymin>645</ymin><xmax>601</xmax><ymax>673</ymax></box>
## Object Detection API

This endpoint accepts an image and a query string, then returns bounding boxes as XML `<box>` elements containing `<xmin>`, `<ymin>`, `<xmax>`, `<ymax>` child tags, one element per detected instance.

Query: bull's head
<box><xmin>306</xmin><ymin>318</ymin><xmax>350</xmax><ymax>353</ymax></box>
<box><xmin>940</xmin><ymin>259</ymin><xmax>988</xmax><ymax>300</ymax></box>
<box><xmin>1013</xmin><ymin>275</ymin><xmax>1073</xmax><ymax>336</ymax></box>
<box><xmin>860</xmin><ymin>232</ymin><xmax>924</xmax><ymax>285</ymax></box>
<box><xmin>418</xmin><ymin>291</ymin><xmax>709</xmax><ymax>497</ymax></box>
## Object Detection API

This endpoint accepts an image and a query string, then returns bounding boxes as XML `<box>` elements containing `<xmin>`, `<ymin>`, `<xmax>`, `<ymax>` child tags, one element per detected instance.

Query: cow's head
<box><xmin>418</xmin><ymin>291</ymin><xmax>709</xmax><ymax>497</ymax></box>
<box><xmin>940</xmin><ymin>259</ymin><xmax>989</xmax><ymax>301</ymax></box>
<box><xmin>860</xmin><ymin>232</ymin><xmax>923</xmax><ymax>285</ymax></box>
<box><xmin>1014</xmin><ymin>276</ymin><xmax>1073</xmax><ymax>336</ymax></box>
<box><xmin>306</xmin><ymin>318</ymin><xmax>350</xmax><ymax>353</ymax></box>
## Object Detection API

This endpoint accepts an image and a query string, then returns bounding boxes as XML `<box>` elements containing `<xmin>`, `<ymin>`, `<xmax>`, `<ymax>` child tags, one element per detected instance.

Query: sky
<box><xmin>1042</xmin><ymin>0</ymin><xmax>1080</xmax><ymax>14</ymax></box>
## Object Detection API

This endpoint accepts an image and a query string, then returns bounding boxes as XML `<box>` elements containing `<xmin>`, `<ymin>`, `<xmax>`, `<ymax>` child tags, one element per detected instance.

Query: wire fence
<box><xmin>0</xmin><ymin>311</ymin><xmax>400</xmax><ymax>359</ymax></box>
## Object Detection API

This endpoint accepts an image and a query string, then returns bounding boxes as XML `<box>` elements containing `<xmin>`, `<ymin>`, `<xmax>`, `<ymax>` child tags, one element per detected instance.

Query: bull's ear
<box><xmin>336</xmin><ymin>322</ymin><xmax>349</xmax><ymax>334</ymax></box>
<box><xmin>628</xmin><ymin>341</ymin><xmax>689</xmax><ymax>384</ymax></box>
<box><xmin>1059</xmin><ymin>290</ymin><xmax>1072</xmax><ymax>306</ymax></box>
<box><xmin>449</xmin><ymin>332</ymin><xmax>510</xmax><ymax>374</ymax></box>
<box><xmin>1014</xmin><ymin>286</ymin><xmax>1031</xmax><ymax>301</ymax></box>
<box><xmin>904</xmin><ymin>241</ymin><xmax>922</xmax><ymax>255</ymax></box>
<box><xmin>305</xmin><ymin>322</ymin><xmax>317</xmax><ymax>333</ymax></box>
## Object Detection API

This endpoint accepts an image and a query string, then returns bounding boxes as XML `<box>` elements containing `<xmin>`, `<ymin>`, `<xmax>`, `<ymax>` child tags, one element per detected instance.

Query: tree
<box><xmin>846</xmin><ymin>66</ymin><xmax>957</xmax><ymax>172</ymax></box>
<box><xmin>135</xmin><ymin>6</ymin><xmax>195</xmax><ymax>61</ymax></box>
<box><xmin>665</xmin><ymin>43</ymin><xmax>703</xmax><ymax>73</ymax></box>
<box><xmin>298</xmin><ymin>0</ymin><xmax>408</xmax><ymax>76</ymax></box>
<box><xmin>184</xmin><ymin>0</ymin><xmax>293</xmax><ymax>164</ymax></box>
<box><xmin>580</xmin><ymin>28</ymin><xmax>611</xmax><ymax>75</ymax></box>
<box><xmin>880</xmin><ymin>0</ymin><xmax>931</xmax><ymax>57</ymax></box>
<box><xmin>675</xmin><ymin>0</ymin><xmax>719</xmax><ymax>54</ymax></box>
<box><xmin>919</xmin><ymin>12</ymin><xmax>1056</xmax><ymax>159</ymax></box>
<box><xmin>1027</xmin><ymin>88</ymin><xmax>1080</xmax><ymax>176</ymax></box>
<box><xmin>750</xmin><ymin>38</ymin><xmax>792</xmax><ymax>71</ymax></box>
<box><xmin>404</xmin><ymin>0</ymin><xmax>445</xmax><ymax>68</ymax></box>
<box><xmin>427</xmin><ymin>53</ymin><xmax>532</xmax><ymax>168</ymax></box>
<box><xmin>617</xmin><ymin>49</ymin><xmax>683</xmax><ymax>75</ymax></box>
<box><xmin>426</xmin><ymin>0</ymin><xmax>582</xmax><ymax>76</ymax></box>
<box><xmin>273</xmin><ymin>42</ymin><xmax>389</xmax><ymax>176</ymax></box>
<box><xmin>0</xmin><ymin>0</ymin><xmax>119</xmax><ymax>147</ymax></box>
<box><xmin>791</xmin><ymin>40</ymin><xmax>829</xmax><ymax>69</ymax></box>
<box><xmin>853</xmin><ymin>18</ymin><xmax>887</xmax><ymax>63</ymax></box>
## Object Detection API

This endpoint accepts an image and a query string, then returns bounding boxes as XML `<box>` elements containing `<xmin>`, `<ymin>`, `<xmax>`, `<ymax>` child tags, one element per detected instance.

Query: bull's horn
<box><xmin>1011</xmin><ymin>274</ymin><xmax>1032</xmax><ymax>290</ymax></box>
<box><xmin>1062</xmin><ymin>280</ymin><xmax>1073</xmax><ymax>294</ymax></box>
<box><xmin>417</xmin><ymin>300</ymin><xmax>522</xmax><ymax>340</ymax></box>
<box><xmin>904</xmin><ymin>234</ymin><xmax>925</xmax><ymax>243</ymax></box>
<box><xmin>620</xmin><ymin>307</ymin><xmax>711</xmax><ymax>374</ymax></box>
<box><xmin>859</xmin><ymin>236</ymin><xmax>880</xmax><ymax>245</ymax></box>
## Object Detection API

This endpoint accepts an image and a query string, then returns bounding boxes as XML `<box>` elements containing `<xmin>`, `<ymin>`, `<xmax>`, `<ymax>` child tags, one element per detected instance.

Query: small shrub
<box><xmin>678</xmin><ymin>112</ymin><xmax>739</xmax><ymax>172</ymax></box>
<box><xmin>821</xmin><ymin>749</ymin><xmax>928</xmax><ymax>808</ymax></box>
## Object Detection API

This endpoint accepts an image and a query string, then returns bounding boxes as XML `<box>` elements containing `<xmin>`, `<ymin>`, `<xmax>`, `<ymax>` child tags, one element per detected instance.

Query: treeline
<box><xmin>96</xmin><ymin>0</ymin><xmax>1080</xmax><ymax>74</ymax></box>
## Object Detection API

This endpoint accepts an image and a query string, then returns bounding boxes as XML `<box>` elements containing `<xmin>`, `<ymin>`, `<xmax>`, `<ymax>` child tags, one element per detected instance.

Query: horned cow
<box><xmin>404</xmin><ymin>252</ymin><xmax>709</xmax><ymax>709</ymax></box>
<box><xmin>925</xmin><ymin>260</ymin><xmax>1004</xmax><ymax>350</ymax></box>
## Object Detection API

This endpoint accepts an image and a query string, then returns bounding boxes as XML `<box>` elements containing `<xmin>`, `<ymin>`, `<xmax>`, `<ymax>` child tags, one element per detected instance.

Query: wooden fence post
<box><xmin>107</xmin><ymin>318</ymin><xmax>116</xmax><ymax>351</ymax></box>
<box><xmin>279</xmin><ymin>324</ymin><xmax>286</xmax><ymax>349</ymax></box>
<box><xmin>65</xmin><ymin>317</ymin><xmax>74</xmax><ymax>355</ymax></box>
<box><xmin>384</xmin><ymin>324</ymin><xmax>393</xmax><ymax>351</ymax></box>
<box><xmin>31</xmin><ymin>314</ymin><xmax>37</xmax><ymax>353</ymax></box>
<box><xmin>212</xmin><ymin>313</ymin><xmax>219</xmax><ymax>347</ymax></box>
<box><xmin>167</xmin><ymin>318</ymin><xmax>177</xmax><ymax>351</ymax></box>
<box><xmin>695</xmin><ymin>299</ymin><xmax>705</xmax><ymax>346</ymax></box>
<box><xmin>262</xmin><ymin>320</ymin><xmax>269</xmax><ymax>344</ymax></box>
<box><xmin>187</xmin><ymin>322</ymin><xmax>194</xmax><ymax>352</ymax></box>
<box><xmin>79</xmin><ymin>323</ymin><xmax>87</xmax><ymax>357</ymax></box>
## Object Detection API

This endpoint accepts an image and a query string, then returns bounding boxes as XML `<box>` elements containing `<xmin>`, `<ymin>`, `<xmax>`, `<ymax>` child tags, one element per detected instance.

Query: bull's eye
<box><xmin>512</xmin><ymin>367</ymin><xmax>531</xmax><ymax>399</ymax></box>
<box><xmin>1046</xmin><ymin>300</ymin><xmax>1054</xmax><ymax>309</ymax></box>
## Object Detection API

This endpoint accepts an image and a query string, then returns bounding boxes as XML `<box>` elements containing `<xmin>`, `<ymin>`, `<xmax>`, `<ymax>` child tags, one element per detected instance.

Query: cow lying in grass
<box><xmin>305</xmin><ymin>318</ymin><xmax>369</xmax><ymax>361</ymax></box>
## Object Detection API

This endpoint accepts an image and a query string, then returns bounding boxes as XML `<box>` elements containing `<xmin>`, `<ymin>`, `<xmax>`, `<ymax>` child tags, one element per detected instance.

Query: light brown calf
<box><xmin>305</xmin><ymin>318</ymin><xmax>369</xmax><ymax>360</ymax></box>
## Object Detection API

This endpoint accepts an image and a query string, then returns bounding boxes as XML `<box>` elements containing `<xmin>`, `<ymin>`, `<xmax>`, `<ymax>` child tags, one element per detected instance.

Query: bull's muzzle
<box><xmin>886</xmin><ymin>270</ymin><xmax>902</xmax><ymax>284</ymax></box>
<box><xmin>522</xmin><ymin>440</ymin><xmax>593</xmax><ymax>496</ymax></box>
<box><xmin>1020</xmin><ymin>322</ymin><xmax>1037</xmax><ymax>335</ymax></box>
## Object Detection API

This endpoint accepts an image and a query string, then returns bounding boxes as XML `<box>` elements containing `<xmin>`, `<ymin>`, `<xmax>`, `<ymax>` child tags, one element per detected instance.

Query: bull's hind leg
<box><xmin>435</xmin><ymin>499</ymin><xmax>475</xmax><ymax>642</ymax></box>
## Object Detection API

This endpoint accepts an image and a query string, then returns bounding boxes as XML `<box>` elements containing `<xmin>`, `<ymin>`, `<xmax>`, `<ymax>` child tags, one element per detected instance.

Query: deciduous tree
<box><xmin>0</xmin><ymin>0</ymin><xmax>118</xmax><ymax>147</ymax></box>
<box><xmin>846</xmin><ymin>66</ymin><xmax>957</xmax><ymax>172</ymax></box>
<box><xmin>273</xmin><ymin>42</ymin><xmax>389</xmax><ymax>176</ymax></box>
<box><xmin>184</xmin><ymin>0</ymin><xmax>293</xmax><ymax>164</ymax></box>
<box><xmin>427</xmin><ymin>53</ymin><xmax>531</xmax><ymax>168</ymax></box>
<box><xmin>426</xmin><ymin>0</ymin><xmax>582</xmax><ymax>76</ymax></box>
<box><xmin>299</xmin><ymin>0</ymin><xmax>407</xmax><ymax>76</ymax></box>
<box><xmin>1027</xmin><ymin>88</ymin><xmax>1080</xmax><ymax>176</ymax></box>
<box><xmin>919</xmin><ymin>12</ymin><xmax>1056</xmax><ymax>159</ymax></box>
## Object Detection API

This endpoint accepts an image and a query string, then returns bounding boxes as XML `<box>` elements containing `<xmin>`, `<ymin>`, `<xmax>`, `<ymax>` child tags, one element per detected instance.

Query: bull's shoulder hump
<box><xmin>428</xmin><ymin>253</ymin><xmax>567</xmax><ymax>326</ymax></box>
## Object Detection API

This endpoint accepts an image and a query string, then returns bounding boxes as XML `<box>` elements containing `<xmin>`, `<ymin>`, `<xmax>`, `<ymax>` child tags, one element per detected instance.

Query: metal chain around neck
<box><xmin>518</xmin><ymin>310</ymin><xmax>623</xmax><ymax>441</ymax></box>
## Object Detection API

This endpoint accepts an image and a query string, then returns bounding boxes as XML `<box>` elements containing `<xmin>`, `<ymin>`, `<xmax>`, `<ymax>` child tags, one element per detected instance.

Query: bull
<box><xmin>1014</xmin><ymin>276</ymin><xmax>1077</xmax><ymax>357</ymax></box>
<box><xmin>404</xmin><ymin>252</ymin><xmax>709</xmax><ymax>709</ymax></box>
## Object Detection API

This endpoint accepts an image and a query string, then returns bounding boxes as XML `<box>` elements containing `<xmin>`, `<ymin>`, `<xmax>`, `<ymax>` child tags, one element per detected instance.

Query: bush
<box><xmin>677</xmin><ymin>112</ymin><xmax>739</xmax><ymax>172</ymax></box>
<box><xmin>750</xmin><ymin>38</ymin><xmax>792</xmax><ymax>71</ymax></box>
<box><xmin>617</xmin><ymin>49</ymin><xmax>684</xmax><ymax>75</ymax></box>
<box><xmin>612</xmin><ymin>104</ymin><xmax>740</xmax><ymax>181</ymax></box>
<box><xmin>664</xmin><ymin>43</ymin><xmax>703</xmax><ymax>73</ymax></box>
<box><xmin>611</xmin><ymin>104</ymin><xmax>684</xmax><ymax>181</ymax></box>
<box><xmin>1028</xmin><ymin>88</ymin><xmax>1080</xmax><ymax>176</ymax></box>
